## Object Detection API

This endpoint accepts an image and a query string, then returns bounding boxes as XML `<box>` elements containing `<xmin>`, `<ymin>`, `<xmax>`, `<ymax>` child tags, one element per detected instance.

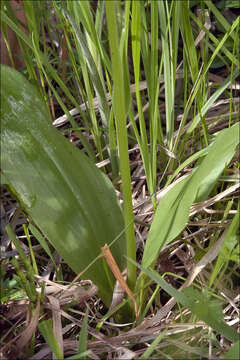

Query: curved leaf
<box><xmin>1</xmin><ymin>65</ymin><xmax>126</xmax><ymax>306</ymax></box>
<box><xmin>132</xmin><ymin>259</ymin><xmax>239</xmax><ymax>343</ymax></box>
<box><xmin>142</xmin><ymin>122</ymin><xmax>239</xmax><ymax>269</ymax></box>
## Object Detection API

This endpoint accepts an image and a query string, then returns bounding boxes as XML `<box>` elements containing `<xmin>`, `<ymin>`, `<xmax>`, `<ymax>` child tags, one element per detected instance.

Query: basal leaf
<box><xmin>193</xmin><ymin>123</ymin><xmax>240</xmax><ymax>201</ymax></box>
<box><xmin>1</xmin><ymin>65</ymin><xmax>126</xmax><ymax>306</ymax></box>
<box><xmin>142</xmin><ymin>123</ymin><xmax>239</xmax><ymax>269</ymax></box>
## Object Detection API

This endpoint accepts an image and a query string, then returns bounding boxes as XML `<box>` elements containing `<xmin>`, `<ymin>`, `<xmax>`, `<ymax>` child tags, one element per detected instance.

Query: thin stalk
<box><xmin>105</xmin><ymin>1</ymin><xmax>136</xmax><ymax>290</ymax></box>
<box><xmin>158</xmin><ymin>1</ymin><xmax>175</xmax><ymax>150</ymax></box>
<box><xmin>149</xmin><ymin>0</ymin><xmax>159</xmax><ymax>208</ymax></box>
<box><xmin>131</xmin><ymin>1</ymin><xmax>153</xmax><ymax>202</ymax></box>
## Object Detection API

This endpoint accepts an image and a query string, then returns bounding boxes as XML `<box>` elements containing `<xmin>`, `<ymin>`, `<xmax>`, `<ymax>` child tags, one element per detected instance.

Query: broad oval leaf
<box><xmin>1</xmin><ymin>65</ymin><xmax>126</xmax><ymax>306</ymax></box>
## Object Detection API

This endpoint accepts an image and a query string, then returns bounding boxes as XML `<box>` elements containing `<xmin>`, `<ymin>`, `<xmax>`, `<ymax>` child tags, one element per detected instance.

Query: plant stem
<box><xmin>105</xmin><ymin>1</ymin><xmax>136</xmax><ymax>290</ymax></box>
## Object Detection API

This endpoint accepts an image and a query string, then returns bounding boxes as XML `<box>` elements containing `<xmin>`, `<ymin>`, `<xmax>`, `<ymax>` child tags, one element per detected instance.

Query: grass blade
<box><xmin>77</xmin><ymin>309</ymin><xmax>88</xmax><ymax>354</ymax></box>
<box><xmin>105</xmin><ymin>1</ymin><xmax>136</xmax><ymax>290</ymax></box>
<box><xmin>38</xmin><ymin>319</ymin><xmax>63</xmax><ymax>360</ymax></box>
<box><xmin>131</xmin><ymin>259</ymin><xmax>239</xmax><ymax>343</ymax></box>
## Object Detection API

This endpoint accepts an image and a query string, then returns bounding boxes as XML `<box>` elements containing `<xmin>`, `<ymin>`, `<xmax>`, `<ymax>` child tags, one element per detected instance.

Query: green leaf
<box><xmin>28</xmin><ymin>224</ymin><xmax>57</xmax><ymax>269</ymax></box>
<box><xmin>106</xmin><ymin>2</ymin><xmax>136</xmax><ymax>289</ymax></box>
<box><xmin>65</xmin><ymin>350</ymin><xmax>92</xmax><ymax>360</ymax></box>
<box><xmin>193</xmin><ymin>123</ymin><xmax>240</xmax><ymax>202</ymax></box>
<box><xmin>77</xmin><ymin>309</ymin><xmax>88</xmax><ymax>354</ymax></box>
<box><xmin>131</xmin><ymin>260</ymin><xmax>239</xmax><ymax>343</ymax></box>
<box><xmin>142</xmin><ymin>123</ymin><xmax>239</xmax><ymax>269</ymax></box>
<box><xmin>222</xmin><ymin>340</ymin><xmax>240</xmax><ymax>359</ymax></box>
<box><xmin>186</xmin><ymin>68</ymin><xmax>240</xmax><ymax>135</ymax></box>
<box><xmin>183</xmin><ymin>288</ymin><xmax>239</xmax><ymax>343</ymax></box>
<box><xmin>209</xmin><ymin>208</ymin><xmax>239</xmax><ymax>287</ymax></box>
<box><xmin>38</xmin><ymin>319</ymin><xmax>63</xmax><ymax>359</ymax></box>
<box><xmin>180</xmin><ymin>2</ymin><xmax>199</xmax><ymax>83</ymax></box>
<box><xmin>63</xmin><ymin>7</ymin><xmax>110</xmax><ymax>128</ymax></box>
<box><xmin>140</xmin><ymin>329</ymin><xmax>167</xmax><ymax>359</ymax></box>
<box><xmin>1</xmin><ymin>65</ymin><xmax>126</xmax><ymax>306</ymax></box>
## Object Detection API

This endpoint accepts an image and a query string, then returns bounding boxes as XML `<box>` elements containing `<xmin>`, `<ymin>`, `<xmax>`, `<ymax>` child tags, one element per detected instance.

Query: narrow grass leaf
<box><xmin>131</xmin><ymin>1</ymin><xmax>152</xmax><ymax>197</ymax></box>
<box><xmin>65</xmin><ymin>350</ymin><xmax>92</xmax><ymax>360</ymax></box>
<box><xmin>186</xmin><ymin>67</ymin><xmax>239</xmax><ymax>135</ymax></box>
<box><xmin>180</xmin><ymin>2</ymin><xmax>199</xmax><ymax>82</ymax></box>
<box><xmin>28</xmin><ymin>224</ymin><xmax>57</xmax><ymax>270</ymax></box>
<box><xmin>131</xmin><ymin>259</ymin><xmax>239</xmax><ymax>343</ymax></box>
<box><xmin>62</xmin><ymin>7</ymin><xmax>110</xmax><ymax>128</ymax></box>
<box><xmin>204</xmin><ymin>0</ymin><xmax>235</xmax><ymax>41</ymax></box>
<box><xmin>140</xmin><ymin>329</ymin><xmax>167</xmax><ymax>359</ymax></box>
<box><xmin>38</xmin><ymin>319</ymin><xmax>63</xmax><ymax>360</ymax></box>
<box><xmin>166</xmin><ymin>147</ymin><xmax>208</xmax><ymax>186</ymax></box>
<box><xmin>190</xmin><ymin>10</ymin><xmax>240</xmax><ymax>67</ymax></box>
<box><xmin>158</xmin><ymin>1</ymin><xmax>175</xmax><ymax>149</ymax></box>
<box><xmin>77</xmin><ymin>309</ymin><xmax>88</xmax><ymax>354</ymax></box>
<box><xmin>6</xmin><ymin>225</ymin><xmax>36</xmax><ymax>284</ymax></box>
<box><xmin>209</xmin><ymin>207</ymin><xmax>239</xmax><ymax>287</ymax></box>
<box><xmin>106</xmin><ymin>2</ymin><xmax>136</xmax><ymax>289</ymax></box>
<box><xmin>183</xmin><ymin>287</ymin><xmax>239</xmax><ymax>343</ymax></box>
<box><xmin>23</xmin><ymin>224</ymin><xmax>38</xmax><ymax>275</ymax></box>
<box><xmin>11</xmin><ymin>256</ymin><xmax>37</xmax><ymax>302</ymax></box>
<box><xmin>48</xmin><ymin>295</ymin><xmax>63</xmax><ymax>356</ymax></box>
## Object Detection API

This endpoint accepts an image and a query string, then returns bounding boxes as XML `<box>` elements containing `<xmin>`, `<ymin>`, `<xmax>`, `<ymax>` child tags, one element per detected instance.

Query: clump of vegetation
<box><xmin>1</xmin><ymin>1</ymin><xmax>239</xmax><ymax>359</ymax></box>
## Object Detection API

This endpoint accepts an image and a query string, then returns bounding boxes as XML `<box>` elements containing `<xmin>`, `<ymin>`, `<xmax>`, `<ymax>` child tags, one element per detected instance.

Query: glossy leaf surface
<box><xmin>1</xmin><ymin>65</ymin><xmax>126</xmax><ymax>306</ymax></box>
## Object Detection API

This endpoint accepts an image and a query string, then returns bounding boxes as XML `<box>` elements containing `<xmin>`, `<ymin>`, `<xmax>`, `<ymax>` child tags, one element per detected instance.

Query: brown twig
<box><xmin>101</xmin><ymin>244</ymin><xmax>139</xmax><ymax>320</ymax></box>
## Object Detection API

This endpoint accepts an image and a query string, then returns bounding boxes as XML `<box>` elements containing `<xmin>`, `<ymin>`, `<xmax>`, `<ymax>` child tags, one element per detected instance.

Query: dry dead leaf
<box><xmin>16</xmin><ymin>294</ymin><xmax>41</xmax><ymax>350</ymax></box>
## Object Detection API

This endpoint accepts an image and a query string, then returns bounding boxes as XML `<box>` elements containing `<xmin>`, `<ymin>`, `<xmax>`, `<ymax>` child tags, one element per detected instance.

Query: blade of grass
<box><xmin>105</xmin><ymin>1</ymin><xmax>136</xmax><ymax>290</ymax></box>
<box><xmin>185</xmin><ymin>67</ymin><xmax>239</xmax><ymax>135</ymax></box>
<box><xmin>173</xmin><ymin>66</ymin><xmax>239</xmax><ymax>159</ymax></box>
<box><xmin>77</xmin><ymin>309</ymin><xmax>88</xmax><ymax>354</ymax></box>
<box><xmin>38</xmin><ymin>319</ymin><xmax>63</xmax><ymax>360</ymax></box>
<box><xmin>140</xmin><ymin>329</ymin><xmax>167</xmax><ymax>359</ymax></box>
<box><xmin>28</xmin><ymin>224</ymin><xmax>58</xmax><ymax>274</ymax></box>
<box><xmin>11</xmin><ymin>257</ymin><xmax>37</xmax><ymax>303</ymax></box>
<box><xmin>158</xmin><ymin>1</ymin><xmax>175</xmax><ymax>150</ymax></box>
<box><xmin>130</xmin><ymin>258</ymin><xmax>239</xmax><ymax>343</ymax></box>
<box><xmin>1</xmin><ymin>8</ymin><xmax>95</xmax><ymax>159</ymax></box>
<box><xmin>16</xmin><ymin>294</ymin><xmax>41</xmax><ymax>350</ymax></box>
<box><xmin>209</xmin><ymin>205</ymin><xmax>239</xmax><ymax>287</ymax></box>
<box><xmin>204</xmin><ymin>0</ymin><xmax>236</xmax><ymax>41</ymax></box>
<box><xmin>23</xmin><ymin>224</ymin><xmax>39</xmax><ymax>276</ymax></box>
<box><xmin>75</xmin><ymin>0</ymin><xmax>111</xmax><ymax>74</ymax></box>
<box><xmin>131</xmin><ymin>1</ymin><xmax>153</xmax><ymax>201</ymax></box>
<box><xmin>180</xmin><ymin>2</ymin><xmax>199</xmax><ymax>83</ymax></box>
<box><xmin>65</xmin><ymin>350</ymin><xmax>92</xmax><ymax>360</ymax></box>
<box><xmin>190</xmin><ymin>9</ymin><xmax>240</xmax><ymax>67</ymax></box>
<box><xmin>149</xmin><ymin>0</ymin><xmax>159</xmax><ymax>206</ymax></box>
<box><xmin>62</xmin><ymin>7</ymin><xmax>110</xmax><ymax>129</ymax></box>
<box><xmin>6</xmin><ymin>225</ymin><xmax>36</xmax><ymax>286</ymax></box>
